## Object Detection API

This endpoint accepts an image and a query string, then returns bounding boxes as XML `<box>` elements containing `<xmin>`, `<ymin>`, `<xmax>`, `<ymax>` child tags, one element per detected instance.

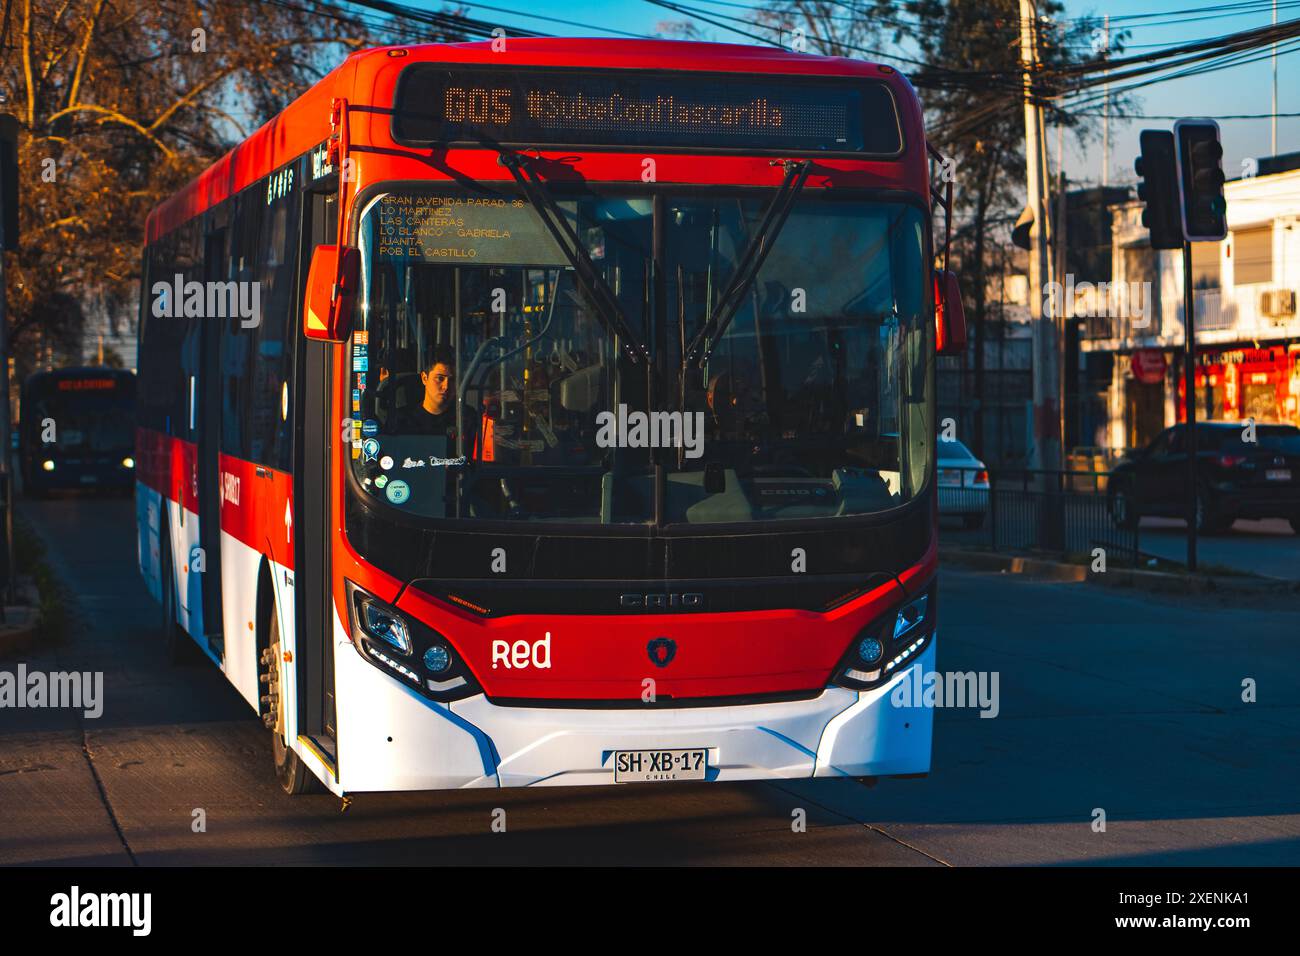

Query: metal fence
<box><xmin>939</xmin><ymin>466</ymin><xmax>1142</xmax><ymax>568</ymax></box>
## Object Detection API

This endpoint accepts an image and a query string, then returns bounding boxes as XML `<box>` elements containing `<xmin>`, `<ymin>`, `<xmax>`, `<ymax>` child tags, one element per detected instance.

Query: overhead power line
<box><xmin>335</xmin><ymin>0</ymin><xmax>548</xmax><ymax>39</ymax></box>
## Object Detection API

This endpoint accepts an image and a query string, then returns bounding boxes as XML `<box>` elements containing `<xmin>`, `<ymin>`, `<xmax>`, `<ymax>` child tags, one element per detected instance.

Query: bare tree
<box><xmin>0</xmin><ymin>0</ymin><xmax>453</xmax><ymax>371</ymax></box>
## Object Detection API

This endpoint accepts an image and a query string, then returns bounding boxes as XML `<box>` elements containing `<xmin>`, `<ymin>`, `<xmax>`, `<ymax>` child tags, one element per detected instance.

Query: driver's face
<box><xmin>423</xmin><ymin>362</ymin><xmax>452</xmax><ymax>414</ymax></box>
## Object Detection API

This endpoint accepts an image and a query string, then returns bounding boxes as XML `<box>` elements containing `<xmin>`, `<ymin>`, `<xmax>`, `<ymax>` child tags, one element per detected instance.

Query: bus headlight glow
<box><xmin>122</xmin><ymin>456</ymin><xmax>135</xmax><ymax>469</ymax></box>
<box><xmin>345</xmin><ymin>580</ymin><xmax>481</xmax><ymax>702</ymax></box>
<box><xmin>831</xmin><ymin>581</ymin><xmax>937</xmax><ymax>691</ymax></box>
<box><xmin>41</xmin><ymin>459</ymin><xmax>55</xmax><ymax>472</ymax></box>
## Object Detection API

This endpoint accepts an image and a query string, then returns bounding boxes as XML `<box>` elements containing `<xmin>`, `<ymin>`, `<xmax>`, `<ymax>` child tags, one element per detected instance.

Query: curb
<box><xmin>1087</xmin><ymin>565</ymin><xmax>1300</xmax><ymax>595</ymax></box>
<box><xmin>939</xmin><ymin>548</ymin><xmax>1300</xmax><ymax>595</ymax></box>
<box><xmin>939</xmin><ymin>548</ymin><xmax>1086</xmax><ymax>582</ymax></box>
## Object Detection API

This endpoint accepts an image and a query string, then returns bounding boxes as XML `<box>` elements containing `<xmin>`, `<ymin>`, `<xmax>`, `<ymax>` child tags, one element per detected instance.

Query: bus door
<box><xmin>293</xmin><ymin>181</ymin><xmax>339</xmax><ymax>758</ymax></box>
<box><xmin>198</xmin><ymin>227</ymin><xmax>227</xmax><ymax>658</ymax></box>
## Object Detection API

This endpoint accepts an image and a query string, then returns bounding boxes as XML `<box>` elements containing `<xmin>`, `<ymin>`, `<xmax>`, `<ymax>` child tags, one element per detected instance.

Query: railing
<box><xmin>939</xmin><ymin>466</ymin><xmax>1142</xmax><ymax>568</ymax></box>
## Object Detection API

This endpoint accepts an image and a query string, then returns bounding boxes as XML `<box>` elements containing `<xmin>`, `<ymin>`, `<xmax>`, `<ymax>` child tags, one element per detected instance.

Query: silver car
<box><xmin>937</xmin><ymin>438</ymin><xmax>989</xmax><ymax>528</ymax></box>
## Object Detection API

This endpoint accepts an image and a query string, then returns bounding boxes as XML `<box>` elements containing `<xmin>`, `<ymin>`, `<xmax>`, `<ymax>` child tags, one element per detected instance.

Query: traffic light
<box><xmin>1175</xmin><ymin>119</ymin><xmax>1227</xmax><ymax>242</ymax></box>
<box><xmin>1135</xmin><ymin>129</ymin><xmax>1182</xmax><ymax>250</ymax></box>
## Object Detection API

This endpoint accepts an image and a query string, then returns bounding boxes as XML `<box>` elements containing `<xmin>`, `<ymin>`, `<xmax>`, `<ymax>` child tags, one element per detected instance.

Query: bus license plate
<box><xmin>79</xmin><ymin>474</ymin><xmax>98</xmax><ymax>484</ymax></box>
<box><xmin>613</xmin><ymin>749</ymin><xmax>708</xmax><ymax>783</ymax></box>
<box><xmin>1266</xmin><ymin>469</ymin><xmax>1291</xmax><ymax>482</ymax></box>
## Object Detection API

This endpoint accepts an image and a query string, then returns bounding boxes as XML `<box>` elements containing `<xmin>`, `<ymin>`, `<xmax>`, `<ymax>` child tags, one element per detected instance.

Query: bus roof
<box><xmin>145</xmin><ymin>38</ymin><xmax>927</xmax><ymax>245</ymax></box>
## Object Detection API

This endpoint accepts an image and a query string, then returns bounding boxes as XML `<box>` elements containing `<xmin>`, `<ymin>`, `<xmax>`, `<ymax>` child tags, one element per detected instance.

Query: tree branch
<box><xmin>66</xmin><ymin>0</ymin><xmax>108</xmax><ymax>109</ymax></box>
<box><xmin>21</xmin><ymin>0</ymin><xmax>37</xmax><ymax>125</ymax></box>
<box><xmin>43</xmin><ymin>103</ymin><xmax>176</xmax><ymax>158</ymax></box>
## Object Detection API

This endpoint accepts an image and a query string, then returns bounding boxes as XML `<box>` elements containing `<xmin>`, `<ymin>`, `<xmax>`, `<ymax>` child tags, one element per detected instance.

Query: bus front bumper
<box><xmin>332</xmin><ymin>635</ymin><xmax>936</xmax><ymax>791</ymax></box>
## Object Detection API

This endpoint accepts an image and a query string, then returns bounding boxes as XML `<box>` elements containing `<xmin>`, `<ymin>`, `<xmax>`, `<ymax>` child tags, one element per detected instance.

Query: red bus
<box><xmin>136</xmin><ymin>39</ymin><xmax>965</xmax><ymax>794</ymax></box>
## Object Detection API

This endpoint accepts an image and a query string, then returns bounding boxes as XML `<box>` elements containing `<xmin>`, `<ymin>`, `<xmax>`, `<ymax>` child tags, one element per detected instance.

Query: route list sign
<box><xmin>372</xmin><ymin>194</ymin><xmax>568</xmax><ymax>265</ymax></box>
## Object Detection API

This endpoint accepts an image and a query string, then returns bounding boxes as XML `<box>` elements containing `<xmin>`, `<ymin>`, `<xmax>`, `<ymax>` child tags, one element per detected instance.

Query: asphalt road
<box><xmin>2</xmin><ymin>493</ymin><xmax>1298</xmax><ymax>865</ymax></box>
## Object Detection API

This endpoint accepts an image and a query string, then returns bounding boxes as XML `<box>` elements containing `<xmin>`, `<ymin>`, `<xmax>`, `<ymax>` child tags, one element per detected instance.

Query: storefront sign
<box><xmin>1130</xmin><ymin>349</ymin><xmax>1167</xmax><ymax>384</ymax></box>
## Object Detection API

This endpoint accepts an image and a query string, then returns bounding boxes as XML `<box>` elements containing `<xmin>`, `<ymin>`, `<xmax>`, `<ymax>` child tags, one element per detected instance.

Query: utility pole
<box><xmin>1184</xmin><ymin>239</ymin><xmax>1198</xmax><ymax>571</ymax></box>
<box><xmin>1102</xmin><ymin>14</ymin><xmax>1110</xmax><ymax>187</ymax></box>
<box><xmin>1056</xmin><ymin>166</ymin><xmax>1069</xmax><ymax>450</ymax></box>
<box><xmin>1273</xmin><ymin>0</ymin><xmax>1279</xmax><ymax>157</ymax></box>
<box><xmin>0</xmin><ymin>110</ymin><xmax>17</xmax><ymax>609</ymax></box>
<box><xmin>1019</xmin><ymin>0</ymin><xmax>1060</xmax><ymax>473</ymax></box>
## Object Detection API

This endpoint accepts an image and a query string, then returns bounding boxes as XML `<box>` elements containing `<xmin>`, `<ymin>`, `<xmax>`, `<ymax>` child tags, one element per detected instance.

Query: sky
<box><xmin>426</xmin><ymin>0</ymin><xmax>1298</xmax><ymax>188</ymax></box>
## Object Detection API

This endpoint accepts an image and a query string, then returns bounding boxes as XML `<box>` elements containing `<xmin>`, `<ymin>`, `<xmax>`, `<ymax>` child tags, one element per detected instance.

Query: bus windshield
<box><xmin>28</xmin><ymin>381</ymin><xmax>135</xmax><ymax>454</ymax></box>
<box><xmin>351</xmin><ymin>189</ymin><xmax>931</xmax><ymax>525</ymax></box>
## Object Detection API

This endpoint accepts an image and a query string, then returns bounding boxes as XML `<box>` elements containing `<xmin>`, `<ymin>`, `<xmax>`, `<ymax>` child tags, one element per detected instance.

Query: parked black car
<box><xmin>1108</xmin><ymin>422</ymin><xmax>1300</xmax><ymax>534</ymax></box>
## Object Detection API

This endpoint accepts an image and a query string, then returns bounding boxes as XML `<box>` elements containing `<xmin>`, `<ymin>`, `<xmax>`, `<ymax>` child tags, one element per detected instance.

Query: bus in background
<box><xmin>136</xmin><ymin>39</ymin><xmax>966</xmax><ymax>795</ymax></box>
<box><xmin>20</xmin><ymin>367</ymin><xmax>136</xmax><ymax>498</ymax></box>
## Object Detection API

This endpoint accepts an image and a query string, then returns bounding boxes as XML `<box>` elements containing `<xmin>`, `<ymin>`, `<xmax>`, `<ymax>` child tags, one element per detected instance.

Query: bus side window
<box><xmin>142</xmin><ymin>230</ymin><xmax>188</xmax><ymax>439</ymax></box>
<box><xmin>176</xmin><ymin>217</ymin><xmax>202</xmax><ymax>443</ymax></box>
<box><xmin>251</xmin><ymin>178</ymin><xmax>300</xmax><ymax>473</ymax></box>
<box><xmin>220</xmin><ymin>191</ymin><xmax>262</xmax><ymax>463</ymax></box>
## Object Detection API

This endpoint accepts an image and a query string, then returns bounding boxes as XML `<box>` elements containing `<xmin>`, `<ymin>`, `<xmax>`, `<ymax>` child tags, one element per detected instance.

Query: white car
<box><xmin>937</xmin><ymin>438</ymin><xmax>990</xmax><ymax>528</ymax></box>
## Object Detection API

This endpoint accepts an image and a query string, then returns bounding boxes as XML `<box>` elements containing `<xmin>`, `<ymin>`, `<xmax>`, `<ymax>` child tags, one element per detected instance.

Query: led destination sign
<box><xmin>392</xmin><ymin>67</ymin><xmax>903</xmax><ymax>154</ymax></box>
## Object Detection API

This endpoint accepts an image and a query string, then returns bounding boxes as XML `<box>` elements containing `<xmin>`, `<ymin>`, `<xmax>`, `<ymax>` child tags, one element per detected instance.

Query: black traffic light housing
<box><xmin>1135</xmin><ymin>129</ymin><xmax>1182</xmax><ymax>250</ymax></box>
<box><xmin>1175</xmin><ymin>119</ymin><xmax>1227</xmax><ymax>242</ymax></box>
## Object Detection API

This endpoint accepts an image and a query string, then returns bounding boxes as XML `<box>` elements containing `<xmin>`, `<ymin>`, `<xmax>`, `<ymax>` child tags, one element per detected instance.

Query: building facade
<box><xmin>1082</xmin><ymin>154</ymin><xmax>1300</xmax><ymax>453</ymax></box>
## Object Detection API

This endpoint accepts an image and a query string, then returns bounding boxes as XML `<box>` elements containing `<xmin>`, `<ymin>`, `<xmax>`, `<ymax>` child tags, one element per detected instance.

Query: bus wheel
<box><xmin>261</xmin><ymin>613</ymin><xmax>322</xmax><ymax>795</ymax></box>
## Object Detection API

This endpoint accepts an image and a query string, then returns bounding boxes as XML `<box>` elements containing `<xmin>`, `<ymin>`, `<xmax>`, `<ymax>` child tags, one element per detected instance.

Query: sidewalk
<box><xmin>1134</xmin><ymin>517</ymin><xmax>1300</xmax><ymax>581</ymax></box>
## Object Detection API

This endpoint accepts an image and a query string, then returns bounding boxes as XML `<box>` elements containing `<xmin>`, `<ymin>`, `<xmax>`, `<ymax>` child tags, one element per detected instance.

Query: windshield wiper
<box><xmin>498</xmin><ymin>150</ymin><xmax>650</xmax><ymax>365</ymax></box>
<box><xmin>682</xmin><ymin>159</ymin><xmax>811</xmax><ymax>369</ymax></box>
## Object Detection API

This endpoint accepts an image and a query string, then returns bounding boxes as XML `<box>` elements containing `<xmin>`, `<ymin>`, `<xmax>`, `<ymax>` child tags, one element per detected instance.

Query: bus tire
<box><xmin>262</xmin><ymin>611</ymin><xmax>323</xmax><ymax>795</ymax></box>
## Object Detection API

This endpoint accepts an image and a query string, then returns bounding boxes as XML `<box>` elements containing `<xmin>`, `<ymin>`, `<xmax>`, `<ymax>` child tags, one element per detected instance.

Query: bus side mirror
<box><xmin>935</xmin><ymin>269</ymin><xmax>967</xmax><ymax>356</ymax></box>
<box><xmin>304</xmin><ymin>244</ymin><xmax>360</xmax><ymax>342</ymax></box>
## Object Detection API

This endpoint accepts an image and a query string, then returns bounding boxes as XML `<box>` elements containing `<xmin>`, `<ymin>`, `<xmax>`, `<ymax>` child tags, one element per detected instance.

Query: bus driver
<box><xmin>389</xmin><ymin>345</ymin><xmax>485</xmax><ymax>457</ymax></box>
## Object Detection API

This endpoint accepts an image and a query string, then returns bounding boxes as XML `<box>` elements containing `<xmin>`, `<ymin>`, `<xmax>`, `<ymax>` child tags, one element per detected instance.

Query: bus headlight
<box><xmin>831</xmin><ymin>581</ymin><xmax>937</xmax><ymax>690</ymax></box>
<box><xmin>121</xmin><ymin>456</ymin><xmax>135</xmax><ymax>469</ymax></box>
<box><xmin>42</xmin><ymin>459</ymin><xmax>55</xmax><ymax>472</ymax></box>
<box><xmin>345</xmin><ymin>581</ymin><xmax>481</xmax><ymax>702</ymax></box>
<box><xmin>423</xmin><ymin>644</ymin><xmax>452</xmax><ymax>674</ymax></box>
<box><xmin>893</xmin><ymin>594</ymin><xmax>929</xmax><ymax>641</ymax></box>
<box><xmin>361</xmin><ymin>599</ymin><xmax>412</xmax><ymax>655</ymax></box>
<box><xmin>858</xmin><ymin>636</ymin><xmax>884</xmax><ymax>664</ymax></box>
